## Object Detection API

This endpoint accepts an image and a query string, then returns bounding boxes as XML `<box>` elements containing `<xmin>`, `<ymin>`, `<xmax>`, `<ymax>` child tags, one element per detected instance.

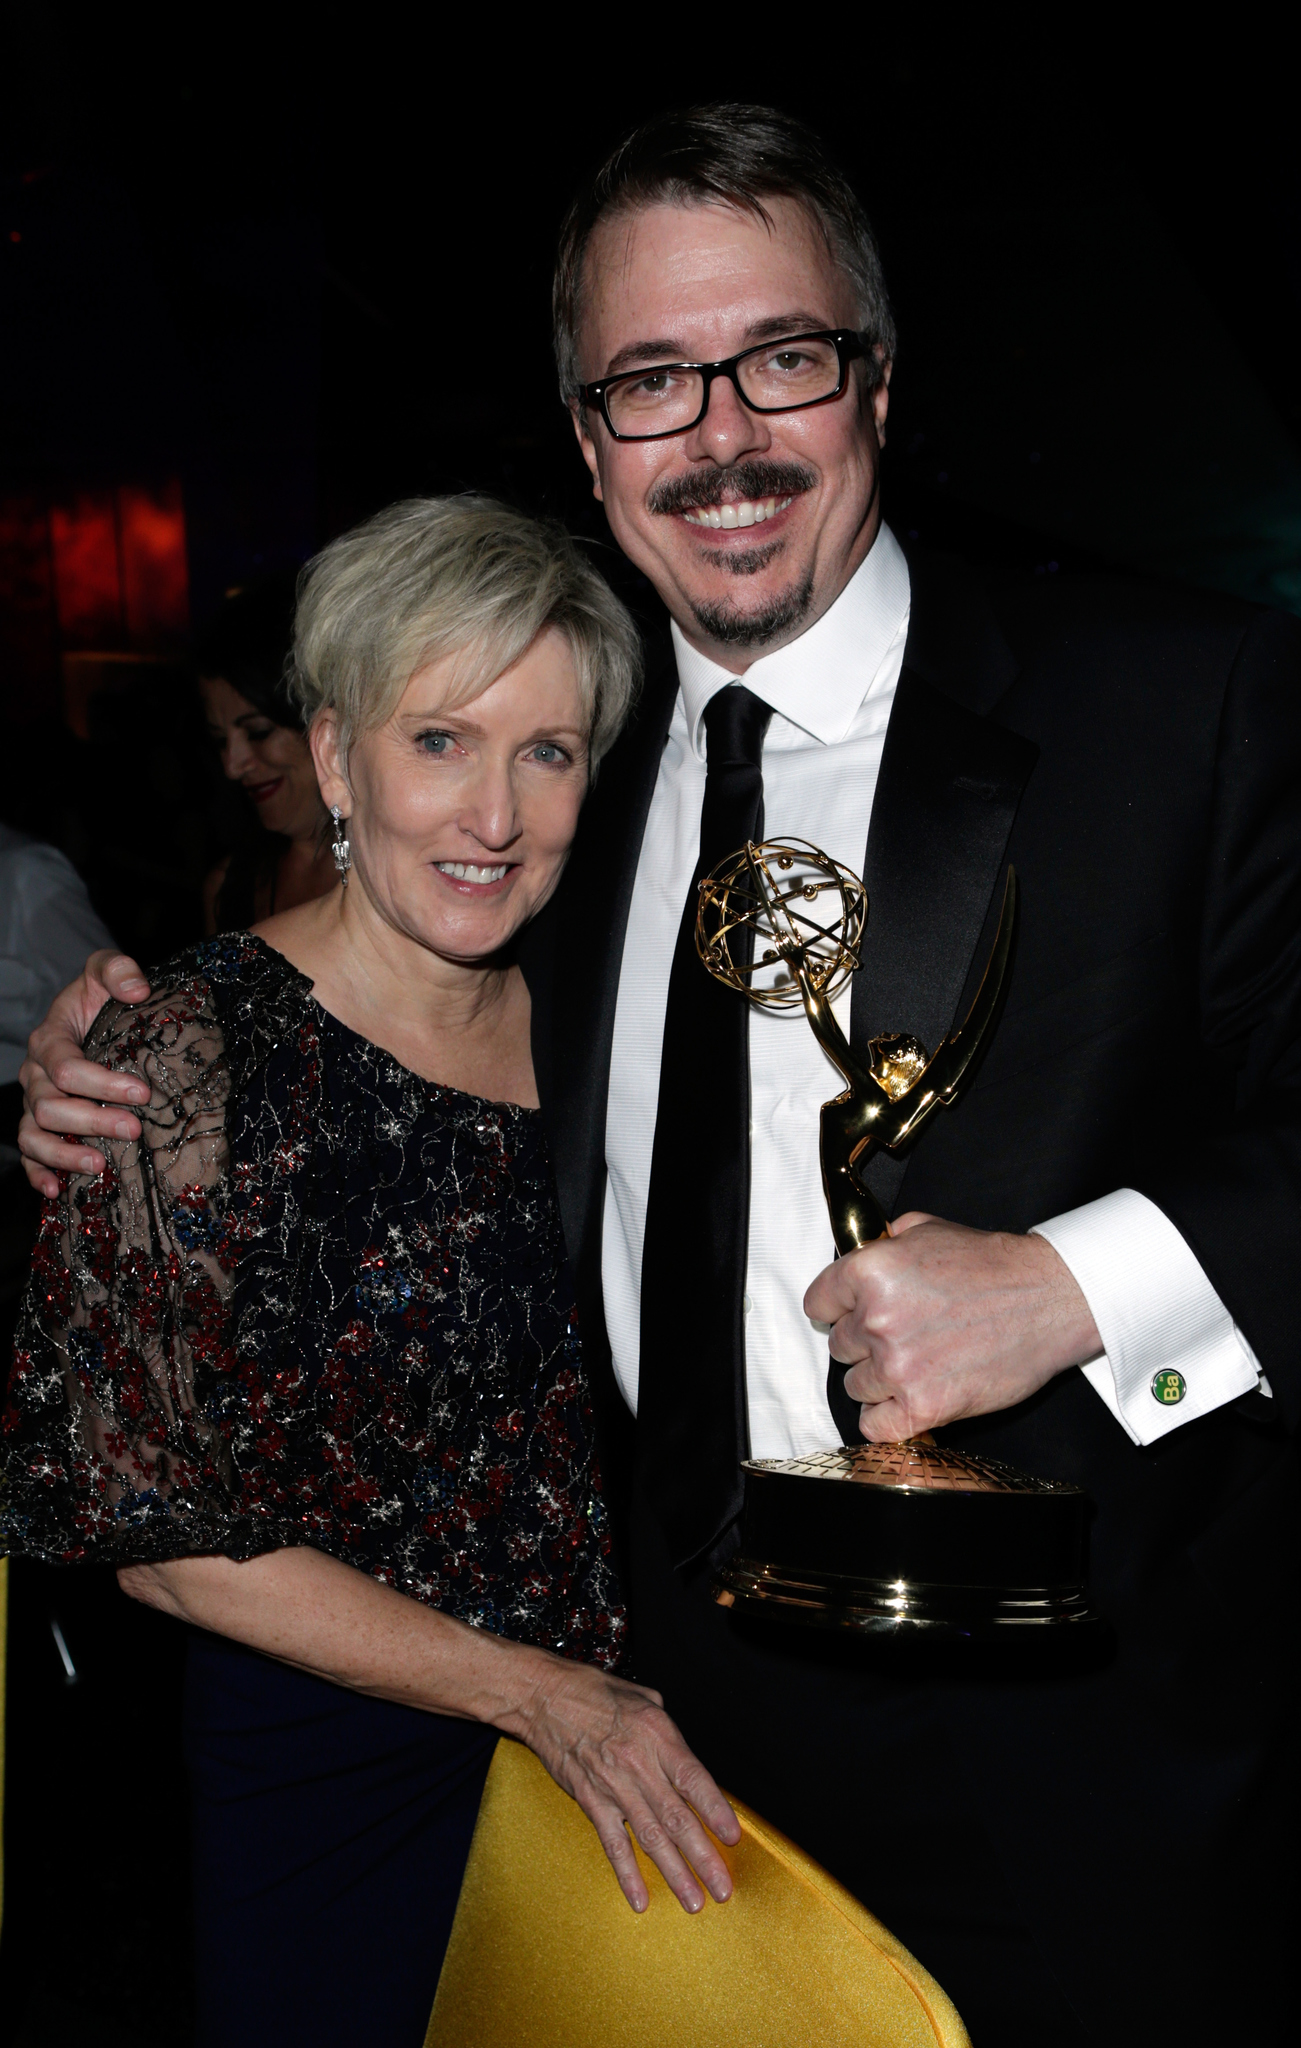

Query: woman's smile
<box><xmin>432</xmin><ymin>858</ymin><xmax>516</xmax><ymax>894</ymax></box>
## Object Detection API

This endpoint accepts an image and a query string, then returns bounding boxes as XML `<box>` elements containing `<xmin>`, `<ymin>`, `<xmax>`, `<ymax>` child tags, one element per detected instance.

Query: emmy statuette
<box><xmin>696</xmin><ymin>839</ymin><xmax>1096</xmax><ymax>1638</ymax></box>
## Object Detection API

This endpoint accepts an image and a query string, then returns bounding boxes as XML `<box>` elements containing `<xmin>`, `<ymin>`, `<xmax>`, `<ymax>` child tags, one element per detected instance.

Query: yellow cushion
<box><xmin>426</xmin><ymin>1736</ymin><xmax>970</xmax><ymax>2048</ymax></box>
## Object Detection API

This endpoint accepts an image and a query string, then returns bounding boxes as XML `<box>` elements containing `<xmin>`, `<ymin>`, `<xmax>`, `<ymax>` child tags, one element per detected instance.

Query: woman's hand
<box><xmin>19</xmin><ymin>950</ymin><xmax>153</xmax><ymax>1196</ymax></box>
<box><xmin>120</xmin><ymin>1547</ymin><xmax>739</xmax><ymax>1918</ymax></box>
<box><xmin>507</xmin><ymin>1651</ymin><xmax>741</xmax><ymax>1916</ymax></box>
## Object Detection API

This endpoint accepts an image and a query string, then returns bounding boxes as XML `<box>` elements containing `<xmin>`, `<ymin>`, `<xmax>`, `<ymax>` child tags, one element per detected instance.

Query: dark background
<box><xmin>1</xmin><ymin>14</ymin><xmax>1298</xmax><ymax>2043</ymax></box>
<box><xmin>3</xmin><ymin>22</ymin><xmax>1299</xmax><ymax>962</ymax></box>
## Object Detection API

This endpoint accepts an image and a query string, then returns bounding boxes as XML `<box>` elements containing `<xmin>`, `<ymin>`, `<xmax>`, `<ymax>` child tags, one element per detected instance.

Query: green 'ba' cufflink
<box><xmin>1151</xmin><ymin>1369</ymin><xmax>1187</xmax><ymax>1405</ymax></box>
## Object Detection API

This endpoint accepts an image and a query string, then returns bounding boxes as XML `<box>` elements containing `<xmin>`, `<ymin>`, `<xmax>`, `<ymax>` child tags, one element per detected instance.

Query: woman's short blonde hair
<box><xmin>289</xmin><ymin>495</ymin><xmax>641</xmax><ymax>768</ymax></box>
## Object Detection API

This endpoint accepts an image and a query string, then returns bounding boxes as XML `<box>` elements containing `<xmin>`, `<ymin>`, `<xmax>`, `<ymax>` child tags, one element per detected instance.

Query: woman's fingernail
<box><xmin>123</xmin><ymin>980</ymin><xmax>149</xmax><ymax>997</ymax></box>
<box><xmin>113</xmin><ymin>1119</ymin><xmax>137</xmax><ymax>1138</ymax></box>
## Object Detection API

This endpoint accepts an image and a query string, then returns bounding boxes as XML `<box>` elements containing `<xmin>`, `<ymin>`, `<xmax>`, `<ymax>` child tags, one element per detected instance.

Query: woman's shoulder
<box><xmin>85</xmin><ymin>933</ymin><xmax>314</xmax><ymax>1097</ymax></box>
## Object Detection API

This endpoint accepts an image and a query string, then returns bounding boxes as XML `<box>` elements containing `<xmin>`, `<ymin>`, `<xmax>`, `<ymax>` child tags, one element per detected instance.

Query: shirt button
<box><xmin>743</xmin><ymin>1294</ymin><xmax>753</xmax><ymax>1313</ymax></box>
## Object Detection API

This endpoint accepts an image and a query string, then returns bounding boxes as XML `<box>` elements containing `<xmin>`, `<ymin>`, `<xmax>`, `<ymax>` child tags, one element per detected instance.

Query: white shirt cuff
<box><xmin>1031</xmin><ymin>1189</ymin><xmax>1270</xmax><ymax>1446</ymax></box>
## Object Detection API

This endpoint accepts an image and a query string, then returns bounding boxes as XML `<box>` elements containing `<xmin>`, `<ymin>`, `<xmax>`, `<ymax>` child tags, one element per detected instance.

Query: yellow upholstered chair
<box><xmin>426</xmin><ymin>1736</ymin><xmax>970</xmax><ymax>2048</ymax></box>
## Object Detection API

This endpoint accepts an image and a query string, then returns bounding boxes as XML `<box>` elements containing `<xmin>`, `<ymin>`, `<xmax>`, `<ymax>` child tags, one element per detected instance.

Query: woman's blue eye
<box><xmin>419</xmin><ymin>731</ymin><xmax>453</xmax><ymax>755</ymax></box>
<box><xmin>533</xmin><ymin>744</ymin><xmax>563</xmax><ymax>764</ymax></box>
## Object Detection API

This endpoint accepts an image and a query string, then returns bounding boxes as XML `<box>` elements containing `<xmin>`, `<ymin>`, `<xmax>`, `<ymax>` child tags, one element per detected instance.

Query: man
<box><xmin>20</xmin><ymin>107</ymin><xmax>1300</xmax><ymax>2042</ymax></box>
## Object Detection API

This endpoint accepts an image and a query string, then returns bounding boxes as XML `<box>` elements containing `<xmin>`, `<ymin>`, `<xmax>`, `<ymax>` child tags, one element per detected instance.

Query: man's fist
<box><xmin>802</xmin><ymin>1213</ymin><xmax>1103</xmax><ymax>1441</ymax></box>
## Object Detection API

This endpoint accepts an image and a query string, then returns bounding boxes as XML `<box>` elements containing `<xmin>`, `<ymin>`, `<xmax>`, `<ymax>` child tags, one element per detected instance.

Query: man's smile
<box><xmin>646</xmin><ymin>456</ymin><xmax>817</xmax><ymax>524</ymax></box>
<box><xmin>681</xmin><ymin>493</ymin><xmax>795</xmax><ymax>530</ymax></box>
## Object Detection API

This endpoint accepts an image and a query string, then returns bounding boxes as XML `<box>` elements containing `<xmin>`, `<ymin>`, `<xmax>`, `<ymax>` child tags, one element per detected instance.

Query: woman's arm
<box><xmin>121</xmin><ymin>1547</ymin><xmax>739</xmax><ymax>1915</ymax></box>
<box><xmin>21</xmin><ymin>964</ymin><xmax>739</xmax><ymax>1911</ymax></box>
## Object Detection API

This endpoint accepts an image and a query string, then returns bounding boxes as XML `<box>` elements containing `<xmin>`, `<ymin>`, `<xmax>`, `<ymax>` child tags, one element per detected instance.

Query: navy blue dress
<box><xmin>2</xmin><ymin>932</ymin><xmax>626</xmax><ymax>2046</ymax></box>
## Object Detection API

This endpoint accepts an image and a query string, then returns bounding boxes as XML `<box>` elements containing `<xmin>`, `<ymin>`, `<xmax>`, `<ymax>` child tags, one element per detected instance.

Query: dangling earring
<box><xmin>330</xmin><ymin>805</ymin><xmax>351</xmax><ymax>885</ymax></box>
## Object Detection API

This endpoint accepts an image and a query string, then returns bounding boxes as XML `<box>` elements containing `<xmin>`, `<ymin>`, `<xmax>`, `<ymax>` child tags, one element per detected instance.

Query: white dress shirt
<box><xmin>601</xmin><ymin>526</ymin><xmax>1270</xmax><ymax>1456</ymax></box>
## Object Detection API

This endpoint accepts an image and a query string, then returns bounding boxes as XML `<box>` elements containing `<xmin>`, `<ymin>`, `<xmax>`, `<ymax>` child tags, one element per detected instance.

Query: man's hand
<box><xmin>19</xmin><ymin>951</ymin><xmax>153</xmax><ymax>1198</ymax></box>
<box><xmin>803</xmin><ymin>1212</ymin><xmax>1103</xmax><ymax>1440</ymax></box>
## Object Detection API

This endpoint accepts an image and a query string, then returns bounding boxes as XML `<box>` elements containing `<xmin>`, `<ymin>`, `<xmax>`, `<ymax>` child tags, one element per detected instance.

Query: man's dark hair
<box><xmin>553</xmin><ymin>102</ymin><xmax>896</xmax><ymax>405</ymax></box>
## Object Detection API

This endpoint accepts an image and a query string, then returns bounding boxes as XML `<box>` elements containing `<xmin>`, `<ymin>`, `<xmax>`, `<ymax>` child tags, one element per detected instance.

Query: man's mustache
<box><xmin>647</xmin><ymin>460</ymin><xmax>817</xmax><ymax>518</ymax></box>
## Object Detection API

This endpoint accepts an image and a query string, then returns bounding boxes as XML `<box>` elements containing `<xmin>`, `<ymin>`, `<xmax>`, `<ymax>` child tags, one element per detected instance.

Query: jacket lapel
<box><xmin>849</xmin><ymin>552</ymin><xmax>1038</xmax><ymax>1217</ymax></box>
<box><xmin>543</xmin><ymin>632</ymin><xmax>678</xmax><ymax>1304</ymax></box>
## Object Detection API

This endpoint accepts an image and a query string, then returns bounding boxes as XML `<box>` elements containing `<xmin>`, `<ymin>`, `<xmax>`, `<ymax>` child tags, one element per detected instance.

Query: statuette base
<box><xmin>714</xmin><ymin>1442</ymin><xmax>1099</xmax><ymax>1639</ymax></box>
<box><xmin>714</xmin><ymin>1557</ymin><xmax>1097</xmax><ymax>1637</ymax></box>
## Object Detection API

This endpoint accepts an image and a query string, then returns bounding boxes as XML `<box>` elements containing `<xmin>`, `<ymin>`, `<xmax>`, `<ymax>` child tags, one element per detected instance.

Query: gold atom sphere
<box><xmin>695</xmin><ymin>837</ymin><xmax>867</xmax><ymax>1010</ymax></box>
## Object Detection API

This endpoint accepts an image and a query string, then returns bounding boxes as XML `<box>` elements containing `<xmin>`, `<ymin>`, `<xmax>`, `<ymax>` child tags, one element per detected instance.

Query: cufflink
<box><xmin>1151</xmin><ymin>1369</ymin><xmax>1186</xmax><ymax>1405</ymax></box>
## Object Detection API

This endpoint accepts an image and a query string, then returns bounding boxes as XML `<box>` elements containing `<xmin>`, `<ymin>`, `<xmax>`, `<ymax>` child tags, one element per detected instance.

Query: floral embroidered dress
<box><xmin>1</xmin><ymin>930</ymin><xmax>625</xmax><ymax>1671</ymax></box>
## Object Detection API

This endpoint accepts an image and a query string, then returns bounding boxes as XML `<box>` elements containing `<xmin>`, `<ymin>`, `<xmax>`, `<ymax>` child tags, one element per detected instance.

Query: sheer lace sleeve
<box><xmin>3</xmin><ymin>930</ymin><xmax>626</xmax><ymax>1666</ymax></box>
<box><xmin>2</xmin><ymin>974</ymin><xmax>244</xmax><ymax>1563</ymax></box>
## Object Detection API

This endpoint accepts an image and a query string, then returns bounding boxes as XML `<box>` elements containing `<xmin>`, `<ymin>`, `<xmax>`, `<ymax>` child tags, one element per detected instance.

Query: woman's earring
<box><xmin>330</xmin><ymin>805</ymin><xmax>351</xmax><ymax>884</ymax></box>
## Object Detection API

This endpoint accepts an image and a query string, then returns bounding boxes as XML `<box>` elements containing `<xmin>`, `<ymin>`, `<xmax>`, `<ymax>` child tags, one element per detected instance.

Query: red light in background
<box><xmin>49</xmin><ymin>491</ymin><xmax>123</xmax><ymax>648</ymax></box>
<box><xmin>3</xmin><ymin>479</ymin><xmax>190</xmax><ymax>732</ymax></box>
<box><xmin>119</xmin><ymin>480</ymin><xmax>189</xmax><ymax>645</ymax></box>
<box><xmin>48</xmin><ymin>479</ymin><xmax>189</xmax><ymax>652</ymax></box>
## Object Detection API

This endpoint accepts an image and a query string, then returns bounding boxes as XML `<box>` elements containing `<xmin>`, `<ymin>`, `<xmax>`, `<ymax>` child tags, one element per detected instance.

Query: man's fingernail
<box><xmin>81</xmin><ymin>1155</ymin><xmax>102</xmax><ymax>1173</ymax></box>
<box><xmin>113</xmin><ymin>1120</ymin><xmax>137</xmax><ymax>1138</ymax></box>
<box><xmin>123</xmin><ymin>979</ymin><xmax>149</xmax><ymax>996</ymax></box>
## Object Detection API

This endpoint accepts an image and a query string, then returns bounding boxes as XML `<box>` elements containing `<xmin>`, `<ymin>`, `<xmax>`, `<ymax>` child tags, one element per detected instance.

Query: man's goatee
<box><xmin>690</xmin><ymin>571</ymin><xmax>815</xmax><ymax>648</ymax></box>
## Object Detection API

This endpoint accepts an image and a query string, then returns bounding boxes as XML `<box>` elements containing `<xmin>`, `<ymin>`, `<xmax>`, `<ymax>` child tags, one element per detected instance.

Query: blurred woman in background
<box><xmin>198</xmin><ymin>574</ymin><xmax>337</xmax><ymax>931</ymax></box>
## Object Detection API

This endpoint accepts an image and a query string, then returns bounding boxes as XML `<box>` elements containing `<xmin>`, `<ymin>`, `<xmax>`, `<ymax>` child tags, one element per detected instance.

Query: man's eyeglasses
<box><xmin>580</xmin><ymin>330</ymin><xmax>870</xmax><ymax>442</ymax></box>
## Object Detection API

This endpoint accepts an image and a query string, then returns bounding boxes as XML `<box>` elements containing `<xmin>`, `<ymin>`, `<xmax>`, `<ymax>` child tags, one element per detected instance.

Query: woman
<box><xmin>197</xmin><ymin>574</ymin><xmax>338</xmax><ymax>931</ymax></box>
<box><xmin>1</xmin><ymin>498</ymin><xmax>737</xmax><ymax>2047</ymax></box>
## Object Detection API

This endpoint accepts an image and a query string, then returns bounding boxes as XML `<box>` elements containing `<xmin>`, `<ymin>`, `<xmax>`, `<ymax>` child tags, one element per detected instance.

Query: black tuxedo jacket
<box><xmin>527</xmin><ymin>544</ymin><xmax>1301</xmax><ymax>1604</ymax></box>
<box><xmin>524</xmin><ymin>544</ymin><xmax>1301</xmax><ymax>2038</ymax></box>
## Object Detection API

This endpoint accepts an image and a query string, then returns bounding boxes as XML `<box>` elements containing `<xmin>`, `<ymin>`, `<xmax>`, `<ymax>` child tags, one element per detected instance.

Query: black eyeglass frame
<box><xmin>580</xmin><ymin>329</ymin><xmax>870</xmax><ymax>442</ymax></box>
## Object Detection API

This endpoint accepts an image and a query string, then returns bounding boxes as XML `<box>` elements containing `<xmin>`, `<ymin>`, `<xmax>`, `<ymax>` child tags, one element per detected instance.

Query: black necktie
<box><xmin>637</xmin><ymin>685</ymin><xmax>772</xmax><ymax>1569</ymax></box>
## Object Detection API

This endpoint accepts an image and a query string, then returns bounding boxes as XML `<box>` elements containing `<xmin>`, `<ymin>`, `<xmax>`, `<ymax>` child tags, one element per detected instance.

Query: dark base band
<box><xmin>714</xmin><ymin>1556</ymin><xmax>1099</xmax><ymax>1638</ymax></box>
